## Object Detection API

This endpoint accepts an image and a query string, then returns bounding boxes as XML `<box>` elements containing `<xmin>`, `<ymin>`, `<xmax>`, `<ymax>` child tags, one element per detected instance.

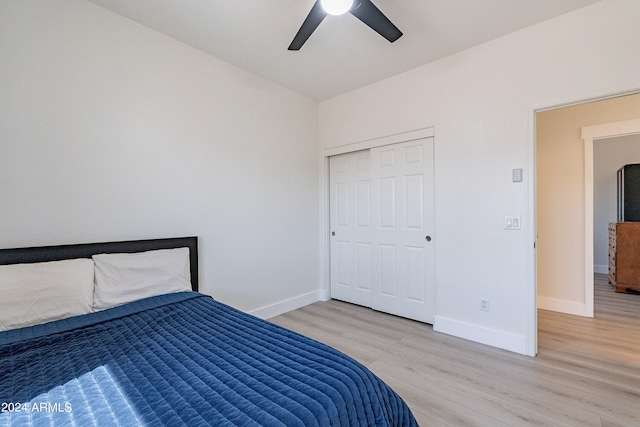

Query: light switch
<box><xmin>504</xmin><ymin>216</ymin><xmax>521</xmax><ymax>230</ymax></box>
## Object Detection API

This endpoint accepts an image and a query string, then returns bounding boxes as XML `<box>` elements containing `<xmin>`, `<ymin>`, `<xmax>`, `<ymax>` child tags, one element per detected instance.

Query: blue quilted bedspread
<box><xmin>0</xmin><ymin>293</ymin><xmax>417</xmax><ymax>426</ymax></box>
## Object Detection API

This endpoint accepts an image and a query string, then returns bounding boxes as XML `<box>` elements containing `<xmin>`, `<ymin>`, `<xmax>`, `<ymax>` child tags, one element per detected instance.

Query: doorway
<box><xmin>584</xmin><ymin>121</ymin><xmax>640</xmax><ymax>306</ymax></box>
<box><xmin>536</xmin><ymin>94</ymin><xmax>640</xmax><ymax>319</ymax></box>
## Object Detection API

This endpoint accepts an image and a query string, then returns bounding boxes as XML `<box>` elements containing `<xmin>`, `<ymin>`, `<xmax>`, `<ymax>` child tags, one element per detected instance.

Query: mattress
<box><xmin>0</xmin><ymin>292</ymin><xmax>417</xmax><ymax>426</ymax></box>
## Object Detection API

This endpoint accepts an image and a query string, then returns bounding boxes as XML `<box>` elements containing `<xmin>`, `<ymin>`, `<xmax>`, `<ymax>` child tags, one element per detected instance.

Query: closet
<box><xmin>329</xmin><ymin>138</ymin><xmax>435</xmax><ymax>323</ymax></box>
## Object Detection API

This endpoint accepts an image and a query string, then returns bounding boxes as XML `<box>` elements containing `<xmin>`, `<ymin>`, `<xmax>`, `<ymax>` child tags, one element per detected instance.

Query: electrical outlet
<box><xmin>480</xmin><ymin>297</ymin><xmax>489</xmax><ymax>312</ymax></box>
<box><xmin>512</xmin><ymin>168</ymin><xmax>523</xmax><ymax>182</ymax></box>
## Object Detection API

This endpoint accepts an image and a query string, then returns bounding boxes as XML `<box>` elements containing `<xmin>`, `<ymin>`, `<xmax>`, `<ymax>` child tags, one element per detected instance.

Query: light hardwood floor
<box><xmin>270</xmin><ymin>274</ymin><xmax>640</xmax><ymax>426</ymax></box>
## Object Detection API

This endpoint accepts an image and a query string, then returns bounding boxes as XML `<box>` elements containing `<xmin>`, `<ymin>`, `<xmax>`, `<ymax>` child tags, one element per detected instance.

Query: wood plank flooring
<box><xmin>270</xmin><ymin>274</ymin><xmax>640</xmax><ymax>426</ymax></box>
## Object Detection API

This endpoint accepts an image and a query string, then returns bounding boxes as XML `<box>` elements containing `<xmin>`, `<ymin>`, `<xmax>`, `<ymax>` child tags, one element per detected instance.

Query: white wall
<box><xmin>594</xmin><ymin>135</ymin><xmax>640</xmax><ymax>271</ymax></box>
<box><xmin>5</xmin><ymin>0</ymin><xmax>640</xmax><ymax>357</ymax></box>
<box><xmin>0</xmin><ymin>0</ymin><xmax>320</xmax><ymax>317</ymax></box>
<box><xmin>319</xmin><ymin>0</ymin><xmax>640</xmax><ymax>355</ymax></box>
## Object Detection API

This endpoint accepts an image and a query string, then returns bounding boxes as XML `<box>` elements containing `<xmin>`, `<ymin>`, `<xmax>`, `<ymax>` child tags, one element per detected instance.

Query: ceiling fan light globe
<box><xmin>320</xmin><ymin>0</ymin><xmax>353</xmax><ymax>16</ymax></box>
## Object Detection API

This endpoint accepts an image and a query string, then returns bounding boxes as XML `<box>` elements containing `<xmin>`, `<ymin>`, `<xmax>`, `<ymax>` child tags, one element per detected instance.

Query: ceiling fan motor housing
<box><xmin>288</xmin><ymin>0</ymin><xmax>402</xmax><ymax>51</ymax></box>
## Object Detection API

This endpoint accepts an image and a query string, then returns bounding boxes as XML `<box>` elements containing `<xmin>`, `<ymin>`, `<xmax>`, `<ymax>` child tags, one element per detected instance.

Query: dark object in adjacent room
<box><xmin>617</xmin><ymin>163</ymin><xmax>640</xmax><ymax>222</ymax></box>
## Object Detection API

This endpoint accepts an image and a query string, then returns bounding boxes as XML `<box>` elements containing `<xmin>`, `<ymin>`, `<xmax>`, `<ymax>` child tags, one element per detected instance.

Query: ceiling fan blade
<box><xmin>288</xmin><ymin>1</ymin><xmax>327</xmax><ymax>51</ymax></box>
<box><xmin>349</xmin><ymin>0</ymin><xmax>402</xmax><ymax>43</ymax></box>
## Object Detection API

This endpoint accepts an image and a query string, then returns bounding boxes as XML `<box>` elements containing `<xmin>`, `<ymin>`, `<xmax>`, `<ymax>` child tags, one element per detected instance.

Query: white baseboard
<box><xmin>433</xmin><ymin>315</ymin><xmax>528</xmax><ymax>355</ymax></box>
<box><xmin>594</xmin><ymin>264</ymin><xmax>609</xmax><ymax>275</ymax></box>
<box><xmin>537</xmin><ymin>296</ymin><xmax>591</xmax><ymax>317</ymax></box>
<box><xmin>250</xmin><ymin>289</ymin><xmax>328</xmax><ymax>320</ymax></box>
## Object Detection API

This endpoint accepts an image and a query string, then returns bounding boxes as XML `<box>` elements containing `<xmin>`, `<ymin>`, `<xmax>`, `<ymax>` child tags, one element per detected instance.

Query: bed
<box><xmin>0</xmin><ymin>237</ymin><xmax>417</xmax><ymax>426</ymax></box>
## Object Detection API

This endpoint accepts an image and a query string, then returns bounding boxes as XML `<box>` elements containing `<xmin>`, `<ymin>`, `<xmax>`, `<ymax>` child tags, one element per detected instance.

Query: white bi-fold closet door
<box><xmin>329</xmin><ymin>138</ymin><xmax>435</xmax><ymax>324</ymax></box>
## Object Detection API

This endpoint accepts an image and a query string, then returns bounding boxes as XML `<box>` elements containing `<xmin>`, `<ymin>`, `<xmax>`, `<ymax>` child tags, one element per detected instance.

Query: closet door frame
<box><xmin>321</xmin><ymin>127</ymin><xmax>435</xmax><ymax>312</ymax></box>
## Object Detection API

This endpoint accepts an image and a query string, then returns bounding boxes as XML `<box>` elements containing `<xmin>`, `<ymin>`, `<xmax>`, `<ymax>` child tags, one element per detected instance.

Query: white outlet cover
<box><xmin>512</xmin><ymin>168</ymin><xmax>523</xmax><ymax>182</ymax></box>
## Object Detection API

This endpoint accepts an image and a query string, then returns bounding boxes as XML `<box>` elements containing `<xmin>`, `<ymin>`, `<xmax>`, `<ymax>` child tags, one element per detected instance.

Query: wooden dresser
<box><xmin>609</xmin><ymin>222</ymin><xmax>640</xmax><ymax>293</ymax></box>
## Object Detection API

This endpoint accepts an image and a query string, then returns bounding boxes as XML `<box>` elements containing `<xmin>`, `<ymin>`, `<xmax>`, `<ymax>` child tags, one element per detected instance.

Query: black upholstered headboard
<box><xmin>0</xmin><ymin>237</ymin><xmax>199</xmax><ymax>291</ymax></box>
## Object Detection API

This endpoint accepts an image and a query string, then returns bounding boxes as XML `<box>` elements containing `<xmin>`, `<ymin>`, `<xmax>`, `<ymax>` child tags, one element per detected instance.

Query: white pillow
<box><xmin>92</xmin><ymin>247</ymin><xmax>191</xmax><ymax>311</ymax></box>
<box><xmin>0</xmin><ymin>258</ymin><xmax>95</xmax><ymax>331</ymax></box>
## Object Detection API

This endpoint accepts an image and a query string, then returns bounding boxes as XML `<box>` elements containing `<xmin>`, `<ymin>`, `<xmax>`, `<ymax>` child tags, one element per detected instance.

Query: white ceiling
<box><xmin>86</xmin><ymin>0</ymin><xmax>600</xmax><ymax>101</ymax></box>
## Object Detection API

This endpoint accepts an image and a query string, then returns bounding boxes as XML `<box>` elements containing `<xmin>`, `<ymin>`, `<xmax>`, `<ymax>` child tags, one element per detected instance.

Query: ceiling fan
<box><xmin>288</xmin><ymin>0</ymin><xmax>403</xmax><ymax>51</ymax></box>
